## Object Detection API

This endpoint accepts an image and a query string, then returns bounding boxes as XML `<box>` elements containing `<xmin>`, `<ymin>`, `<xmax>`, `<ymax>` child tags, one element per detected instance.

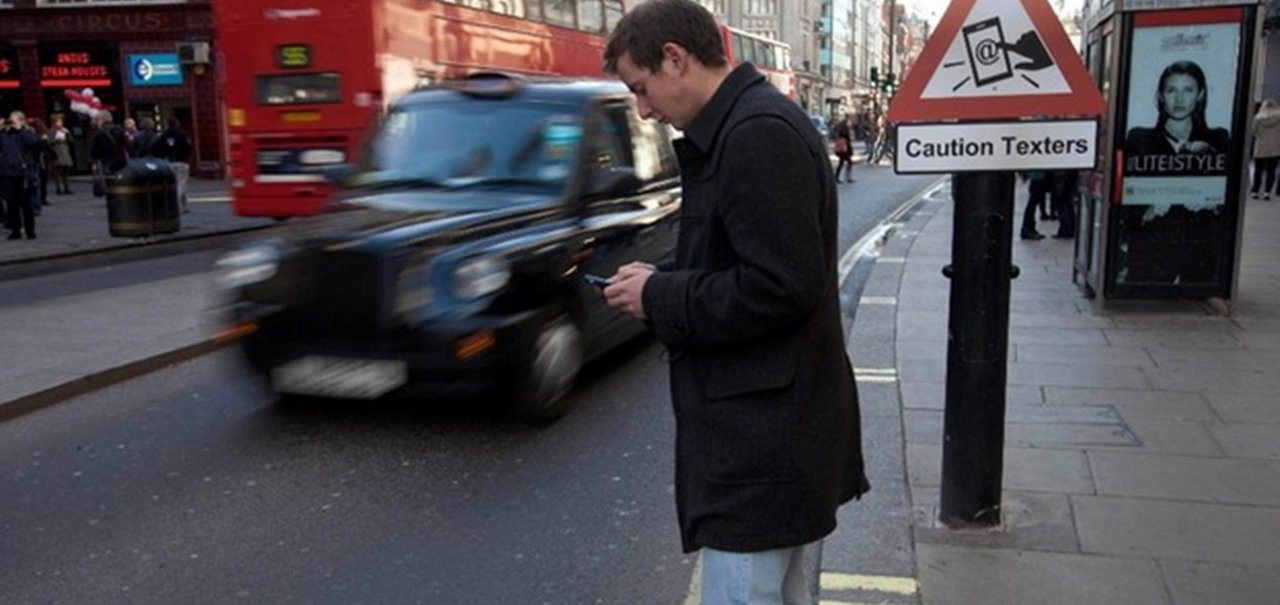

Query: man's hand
<box><xmin>602</xmin><ymin>262</ymin><xmax>655</xmax><ymax>320</ymax></box>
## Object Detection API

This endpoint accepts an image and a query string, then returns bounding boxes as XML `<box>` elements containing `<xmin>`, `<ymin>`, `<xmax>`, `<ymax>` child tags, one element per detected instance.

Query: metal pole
<box><xmin>939</xmin><ymin>171</ymin><xmax>1016</xmax><ymax>528</ymax></box>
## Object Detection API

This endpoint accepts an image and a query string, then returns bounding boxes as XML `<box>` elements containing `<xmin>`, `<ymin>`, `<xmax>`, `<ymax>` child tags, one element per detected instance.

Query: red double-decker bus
<box><xmin>720</xmin><ymin>25</ymin><xmax>796</xmax><ymax>101</ymax></box>
<box><xmin>213</xmin><ymin>0</ymin><xmax>624</xmax><ymax>218</ymax></box>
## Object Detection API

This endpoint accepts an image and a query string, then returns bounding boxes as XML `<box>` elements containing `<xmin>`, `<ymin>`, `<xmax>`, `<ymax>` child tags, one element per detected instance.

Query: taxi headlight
<box><xmin>396</xmin><ymin>262</ymin><xmax>435</xmax><ymax>316</ymax></box>
<box><xmin>214</xmin><ymin>243</ymin><xmax>280</xmax><ymax>290</ymax></box>
<box><xmin>452</xmin><ymin>256</ymin><xmax>510</xmax><ymax>300</ymax></box>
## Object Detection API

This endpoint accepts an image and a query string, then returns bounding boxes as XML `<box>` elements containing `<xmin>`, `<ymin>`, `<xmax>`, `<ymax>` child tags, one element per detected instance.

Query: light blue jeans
<box><xmin>700</xmin><ymin>539</ymin><xmax>823</xmax><ymax>605</ymax></box>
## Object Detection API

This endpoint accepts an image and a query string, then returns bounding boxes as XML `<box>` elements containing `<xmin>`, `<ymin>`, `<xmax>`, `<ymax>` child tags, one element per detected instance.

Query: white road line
<box><xmin>188</xmin><ymin>195</ymin><xmax>232</xmax><ymax>204</ymax></box>
<box><xmin>838</xmin><ymin>177</ymin><xmax>947</xmax><ymax>287</ymax></box>
<box><xmin>859</xmin><ymin>296</ymin><xmax>898</xmax><ymax>306</ymax></box>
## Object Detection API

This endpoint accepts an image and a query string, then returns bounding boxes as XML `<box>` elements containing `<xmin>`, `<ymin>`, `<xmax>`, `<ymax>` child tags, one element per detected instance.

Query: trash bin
<box><xmin>106</xmin><ymin>159</ymin><xmax>180</xmax><ymax>237</ymax></box>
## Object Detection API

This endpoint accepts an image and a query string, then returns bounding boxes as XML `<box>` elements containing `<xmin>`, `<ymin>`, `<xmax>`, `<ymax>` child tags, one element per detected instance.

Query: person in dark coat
<box><xmin>89</xmin><ymin>113</ymin><xmax>128</xmax><ymax>176</ymax></box>
<box><xmin>1</xmin><ymin>111</ymin><xmax>40</xmax><ymax>239</ymax></box>
<box><xmin>153</xmin><ymin>117</ymin><xmax>193</xmax><ymax>212</ymax></box>
<box><xmin>832</xmin><ymin>113</ymin><xmax>855</xmax><ymax>183</ymax></box>
<box><xmin>1020</xmin><ymin>171</ymin><xmax>1048</xmax><ymax>240</ymax></box>
<box><xmin>600</xmin><ymin>2</ymin><xmax>868</xmax><ymax>602</ymax></box>
<box><xmin>1049</xmin><ymin>170</ymin><xmax>1078</xmax><ymax>239</ymax></box>
<box><xmin>131</xmin><ymin>117</ymin><xmax>159</xmax><ymax>158</ymax></box>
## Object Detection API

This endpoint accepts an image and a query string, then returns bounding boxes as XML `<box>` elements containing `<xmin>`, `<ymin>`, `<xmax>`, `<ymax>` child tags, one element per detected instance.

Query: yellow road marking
<box><xmin>821</xmin><ymin>572</ymin><xmax>919</xmax><ymax>595</ymax></box>
<box><xmin>683</xmin><ymin>554</ymin><xmax>702</xmax><ymax>605</ymax></box>
<box><xmin>685</xmin><ymin>560</ymin><xmax>918</xmax><ymax>604</ymax></box>
<box><xmin>820</xmin><ymin>601</ymin><xmax>914</xmax><ymax>605</ymax></box>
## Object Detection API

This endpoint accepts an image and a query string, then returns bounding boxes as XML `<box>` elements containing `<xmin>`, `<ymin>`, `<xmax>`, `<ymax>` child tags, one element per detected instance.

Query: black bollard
<box><xmin>939</xmin><ymin>171</ymin><xmax>1016</xmax><ymax>528</ymax></box>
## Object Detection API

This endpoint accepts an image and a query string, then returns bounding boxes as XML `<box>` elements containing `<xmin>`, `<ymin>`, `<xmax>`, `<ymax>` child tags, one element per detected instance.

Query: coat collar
<box><xmin>682</xmin><ymin>63</ymin><xmax>766</xmax><ymax>156</ymax></box>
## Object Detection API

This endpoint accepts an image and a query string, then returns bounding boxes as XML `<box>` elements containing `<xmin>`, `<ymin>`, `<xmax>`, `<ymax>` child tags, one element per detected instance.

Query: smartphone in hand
<box><xmin>582</xmin><ymin>273</ymin><xmax>612</xmax><ymax>288</ymax></box>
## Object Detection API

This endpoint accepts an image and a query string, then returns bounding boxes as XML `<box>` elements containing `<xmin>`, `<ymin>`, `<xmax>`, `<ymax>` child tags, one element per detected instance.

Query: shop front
<box><xmin>0</xmin><ymin>1</ymin><xmax>221</xmax><ymax>177</ymax></box>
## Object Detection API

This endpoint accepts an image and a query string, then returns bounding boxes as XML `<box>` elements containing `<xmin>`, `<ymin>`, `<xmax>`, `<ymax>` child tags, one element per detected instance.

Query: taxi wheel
<box><xmin>510</xmin><ymin>313</ymin><xmax>585</xmax><ymax>422</ymax></box>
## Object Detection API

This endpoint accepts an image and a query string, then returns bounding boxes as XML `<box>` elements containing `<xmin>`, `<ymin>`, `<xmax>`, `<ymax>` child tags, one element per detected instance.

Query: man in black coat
<box><xmin>1</xmin><ymin>111</ymin><xmax>40</xmax><ymax>239</ymax></box>
<box><xmin>601</xmin><ymin>1</ymin><xmax>868</xmax><ymax>602</ymax></box>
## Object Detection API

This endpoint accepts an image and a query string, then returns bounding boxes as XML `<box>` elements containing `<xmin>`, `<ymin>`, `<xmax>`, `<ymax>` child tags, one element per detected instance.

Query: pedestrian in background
<box><xmin>1251</xmin><ymin>98</ymin><xmax>1280</xmax><ymax>201</ymax></box>
<box><xmin>89</xmin><ymin>113</ymin><xmax>128</xmax><ymax>197</ymax></box>
<box><xmin>154</xmin><ymin>117</ymin><xmax>192</xmax><ymax>212</ymax></box>
<box><xmin>28</xmin><ymin>117</ymin><xmax>50</xmax><ymax>212</ymax></box>
<box><xmin>1049</xmin><ymin>170</ymin><xmax>1078</xmax><ymax>239</ymax></box>
<box><xmin>48</xmin><ymin>116</ymin><xmax>73</xmax><ymax>195</ymax></box>
<box><xmin>131</xmin><ymin>117</ymin><xmax>158</xmax><ymax>158</ymax></box>
<box><xmin>1020</xmin><ymin>171</ymin><xmax>1048</xmax><ymax>240</ymax></box>
<box><xmin>1</xmin><ymin>111</ymin><xmax>40</xmax><ymax>239</ymax></box>
<box><xmin>600</xmin><ymin>2</ymin><xmax>868</xmax><ymax>603</ymax></box>
<box><xmin>122</xmin><ymin>117</ymin><xmax>138</xmax><ymax>147</ymax></box>
<box><xmin>832</xmin><ymin>113</ymin><xmax>855</xmax><ymax>184</ymax></box>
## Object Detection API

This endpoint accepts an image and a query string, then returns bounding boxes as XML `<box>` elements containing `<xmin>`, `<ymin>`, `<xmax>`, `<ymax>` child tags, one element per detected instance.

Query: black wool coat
<box><xmin>642</xmin><ymin>64</ymin><xmax>869</xmax><ymax>553</ymax></box>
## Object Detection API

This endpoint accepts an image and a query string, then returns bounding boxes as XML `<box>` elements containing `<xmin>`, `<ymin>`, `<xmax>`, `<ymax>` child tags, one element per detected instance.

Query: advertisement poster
<box><xmin>1121</xmin><ymin>18</ymin><xmax>1240</xmax><ymax>209</ymax></box>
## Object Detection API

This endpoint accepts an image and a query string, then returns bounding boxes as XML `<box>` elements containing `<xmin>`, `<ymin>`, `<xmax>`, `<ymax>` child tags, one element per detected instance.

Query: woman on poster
<box><xmin>1124</xmin><ymin>60</ymin><xmax>1230</xmax><ymax>172</ymax></box>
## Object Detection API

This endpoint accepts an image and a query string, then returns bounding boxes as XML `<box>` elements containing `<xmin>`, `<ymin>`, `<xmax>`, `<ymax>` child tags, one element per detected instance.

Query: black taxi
<box><xmin>215</xmin><ymin>74</ymin><xmax>681</xmax><ymax>421</ymax></box>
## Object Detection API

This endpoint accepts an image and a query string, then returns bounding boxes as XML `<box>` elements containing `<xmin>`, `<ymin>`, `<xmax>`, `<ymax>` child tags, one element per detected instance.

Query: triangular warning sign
<box><xmin>887</xmin><ymin>0</ymin><xmax>1105</xmax><ymax>123</ymax></box>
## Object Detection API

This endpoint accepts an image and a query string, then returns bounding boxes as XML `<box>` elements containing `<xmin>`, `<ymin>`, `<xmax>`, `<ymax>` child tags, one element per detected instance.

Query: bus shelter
<box><xmin>1075</xmin><ymin>0</ymin><xmax>1267</xmax><ymax>303</ymax></box>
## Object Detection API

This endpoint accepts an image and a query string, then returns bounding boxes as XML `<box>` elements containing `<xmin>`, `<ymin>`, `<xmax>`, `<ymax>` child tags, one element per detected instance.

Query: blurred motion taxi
<box><xmin>215</xmin><ymin>74</ymin><xmax>681</xmax><ymax>421</ymax></box>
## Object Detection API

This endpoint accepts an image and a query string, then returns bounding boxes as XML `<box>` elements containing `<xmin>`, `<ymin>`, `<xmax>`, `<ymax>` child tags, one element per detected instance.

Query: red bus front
<box><xmin>215</xmin><ymin>0</ymin><xmax>622</xmax><ymax>219</ymax></box>
<box><xmin>214</xmin><ymin>1</ymin><xmax>381</xmax><ymax>217</ymax></box>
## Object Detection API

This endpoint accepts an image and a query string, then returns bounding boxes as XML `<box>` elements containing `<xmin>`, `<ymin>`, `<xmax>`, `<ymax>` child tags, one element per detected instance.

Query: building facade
<box><xmin>820</xmin><ymin>0</ymin><xmax>854</xmax><ymax>117</ymax></box>
<box><xmin>851</xmin><ymin>0</ymin><xmax>880</xmax><ymax>114</ymax></box>
<box><xmin>0</xmin><ymin>0</ymin><xmax>221</xmax><ymax>177</ymax></box>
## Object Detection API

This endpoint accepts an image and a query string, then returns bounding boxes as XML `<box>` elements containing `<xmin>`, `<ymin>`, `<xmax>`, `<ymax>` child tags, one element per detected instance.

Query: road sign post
<box><xmin>940</xmin><ymin>172</ymin><xmax>1016</xmax><ymax>527</ymax></box>
<box><xmin>887</xmin><ymin>0</ymin><xmax>1105</xmax><ymax>528</ymax></box>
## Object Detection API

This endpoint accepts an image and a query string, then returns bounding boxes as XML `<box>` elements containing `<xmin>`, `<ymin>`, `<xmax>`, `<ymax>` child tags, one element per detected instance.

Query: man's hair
<box><xmin>603</xmin><ymin>0</ymin><xmax>726</xmax><ymax>74</ymax></box>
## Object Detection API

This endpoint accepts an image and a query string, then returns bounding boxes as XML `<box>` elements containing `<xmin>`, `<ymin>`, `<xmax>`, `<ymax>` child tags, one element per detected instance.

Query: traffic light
<box><xmin>869</xmin><ymin>67</ymin><xmax>880</xmax><ymax>86</ymax></box>
<box><xmin>881</xmin><ymin>71</ymin><xmax>897</xmax><ymax>93</ymax></box>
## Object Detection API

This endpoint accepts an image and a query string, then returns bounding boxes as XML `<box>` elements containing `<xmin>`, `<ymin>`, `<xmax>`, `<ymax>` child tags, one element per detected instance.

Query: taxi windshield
<box><xmin>357</xmin><ymin>102</ymin><xmax>584</xmax><ymax>192</ymax></box>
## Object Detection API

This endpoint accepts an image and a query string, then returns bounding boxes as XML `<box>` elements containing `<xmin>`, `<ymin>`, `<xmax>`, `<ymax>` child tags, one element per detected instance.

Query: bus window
<box><xmin>539</xmin><ymin>0</ymin><xmax>576</xmax><ymax>28</ymax></box>
<box><xmin>576</xmin><ymin>0</ymin><xmax>604</xmax><ymax>32</ymax></box>
<box><xmin>732</xmin><ymin>34</ymin><xmax>745</xmax><ymax>65</ymax></box>
<box><xmin>491</xmin><ymin>1</ymin><xmax>526</xmax><ymax>16</ymax></box>
<box><xmin>604</xmin><ymin>0</ymin><xmax>623</xmax><ymax>30</ymax></box>
<box><xmin>577</xmin><ymin>0</ymin><xmax>604</xmax><ymax>32</ymax></box>
<box><xmin>256</xmin><ymin>73</ymin><xmax>342</xmax><ymax>105</ymax></box>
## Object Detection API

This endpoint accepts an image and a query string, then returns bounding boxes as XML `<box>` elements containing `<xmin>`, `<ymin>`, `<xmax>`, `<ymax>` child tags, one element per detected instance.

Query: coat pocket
<box><xmin>698</xmin><ymin>385</ymin><xmax>799</xmax><ymax>484</ymax></box>
<box><xmin>692</xmin><ymin>341</ymin><xmax>801</xmax><ymax>484</ymax></box>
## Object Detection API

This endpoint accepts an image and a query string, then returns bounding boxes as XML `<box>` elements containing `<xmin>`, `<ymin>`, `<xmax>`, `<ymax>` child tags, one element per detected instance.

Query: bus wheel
<box><xmin>509</xmin><ymin>313</ymin><xmax>584</xmax><ymax>423</ymax></box>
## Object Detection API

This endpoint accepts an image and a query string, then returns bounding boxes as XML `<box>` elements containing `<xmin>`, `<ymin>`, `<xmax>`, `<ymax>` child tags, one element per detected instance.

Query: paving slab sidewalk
<box><xmin>0</xmin><ymin>178</ymin><xmax>272</xmax><ymax>420</ymax></box>
<box><xmin>872</xmin><ymin>186</ymin><xmax>1280</xmax><ymax>605</ymax></box>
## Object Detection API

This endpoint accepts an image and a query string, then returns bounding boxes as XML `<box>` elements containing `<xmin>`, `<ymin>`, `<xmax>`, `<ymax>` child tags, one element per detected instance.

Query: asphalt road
<box><xmin>0</xmin><ymin>165</ymin><xmax>939</xmax><ymax>604</ymax></box>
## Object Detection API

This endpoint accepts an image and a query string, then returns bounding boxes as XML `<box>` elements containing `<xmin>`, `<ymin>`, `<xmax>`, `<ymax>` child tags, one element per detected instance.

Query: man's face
<box><xmin>615</xmin><ymin>49</ymin><xmax>690</xmax><ymax>129</ymax></box>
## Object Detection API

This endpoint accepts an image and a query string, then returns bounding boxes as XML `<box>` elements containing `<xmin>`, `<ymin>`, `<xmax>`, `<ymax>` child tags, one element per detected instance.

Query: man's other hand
<box><xmin>603</xmin><ymin>262</ymin><xmax>654</xmax><ymax>320</ymax></box>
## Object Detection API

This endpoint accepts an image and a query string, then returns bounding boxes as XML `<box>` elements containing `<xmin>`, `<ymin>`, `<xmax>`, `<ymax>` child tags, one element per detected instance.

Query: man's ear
<box><xmin>661</xmin><ymin>42</ymin><xmax>690</xmax><ymax>74</ymax></box>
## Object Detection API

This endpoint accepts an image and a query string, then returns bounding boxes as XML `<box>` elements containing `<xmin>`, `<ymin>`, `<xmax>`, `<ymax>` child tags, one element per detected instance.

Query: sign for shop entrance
<box><xmin>128</xmin><ymin>53</ymin><xmax>183</xmax><ymax>86</ymax></box>
<box><xmin>888</xmin><ymin>0</ymin><xmax>1105</xmax><ymax>173</ymax></box>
